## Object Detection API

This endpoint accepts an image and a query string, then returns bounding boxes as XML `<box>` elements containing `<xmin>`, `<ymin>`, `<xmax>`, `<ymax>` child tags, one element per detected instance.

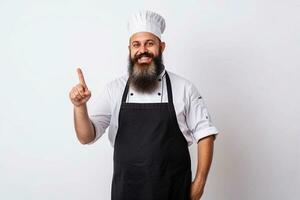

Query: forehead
<box><xmin>130</xmin><ymin>32</ymin><xmax>159</xmax><ymax>43</ymax></box>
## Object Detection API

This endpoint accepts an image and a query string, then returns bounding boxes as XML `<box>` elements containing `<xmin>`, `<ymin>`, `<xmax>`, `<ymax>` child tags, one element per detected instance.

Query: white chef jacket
<box><xmin>87</xmin><ymin>69</ymin><xmax>219</xmax><ymax>147</ymax></box>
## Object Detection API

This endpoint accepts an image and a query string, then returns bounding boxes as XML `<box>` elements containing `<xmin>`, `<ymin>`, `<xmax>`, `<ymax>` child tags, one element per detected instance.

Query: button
<box><xmin>158</xmin><ymin>92</ymin><xmax>161</xmax><ymax>96</ymax></box>
<box><xmin>158</xmin><ymin>78</ymin><xmax>162</xmax><ymax>81</ymax></box>
<box><xmin>130</xmin><ymin>93</ymin><xmax>134</xmax><ymax>96</ymax></box>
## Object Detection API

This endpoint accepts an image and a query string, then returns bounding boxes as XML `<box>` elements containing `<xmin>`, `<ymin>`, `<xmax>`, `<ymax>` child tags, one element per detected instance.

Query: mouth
<box><xmin>137</xmin><ymin>56</ymin><xmax>152</xmax><ymax>64</ymax></box>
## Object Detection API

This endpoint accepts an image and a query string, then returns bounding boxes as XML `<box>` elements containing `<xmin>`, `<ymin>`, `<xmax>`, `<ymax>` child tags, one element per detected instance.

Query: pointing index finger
<box><xmin>77</xmin><ymin>68</ymin><xmax>87</xmax><ymax>87</ymax></box>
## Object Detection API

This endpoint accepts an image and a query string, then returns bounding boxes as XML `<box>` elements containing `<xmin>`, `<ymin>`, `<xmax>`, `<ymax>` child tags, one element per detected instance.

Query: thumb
<box><xmin>84</xmin><ymin>89</ymin><xmax>91</xmax><ymax>96</ymax></box>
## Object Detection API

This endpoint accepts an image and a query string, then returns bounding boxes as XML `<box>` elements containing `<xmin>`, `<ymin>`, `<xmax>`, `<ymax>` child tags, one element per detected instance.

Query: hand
<box><xmin>190</xmin><ymin>181</ymin><xmax>204</xmax><ymax>200</ymax></box>
<box><xmin>69</xmin><ymin>67</ymin><xmax>92</xmax><ymax>107</ymax></box>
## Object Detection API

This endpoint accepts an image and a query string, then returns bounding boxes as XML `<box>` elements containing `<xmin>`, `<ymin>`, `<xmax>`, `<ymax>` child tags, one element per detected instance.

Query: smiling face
<box><xmin>128</xmin><ymin>32</ymin><xmax>166</xmax><ymax>93</ymax></box>
<box><xmin>129</xmin><ymin>32</ymin><xmax>165</xmax><ymax>65</ymax></box>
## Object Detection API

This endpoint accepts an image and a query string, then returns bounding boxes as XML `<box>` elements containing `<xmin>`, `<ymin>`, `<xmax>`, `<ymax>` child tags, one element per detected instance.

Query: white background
<box><xmin>0</xmin><ymin>0</ymin><xmax>299</xmax><ymax>199</ymax></box>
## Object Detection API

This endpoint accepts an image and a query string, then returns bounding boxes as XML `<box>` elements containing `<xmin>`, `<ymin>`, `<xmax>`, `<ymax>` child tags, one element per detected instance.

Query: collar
<box><xmin>158</xmin><ymin>67</ymin><xmax>166</xmax><ymax>79</ymax></box>
<box><xmin>126</xmin><ymin>66</ymin><xmax>166</xmax><ymax>79</ymax></box>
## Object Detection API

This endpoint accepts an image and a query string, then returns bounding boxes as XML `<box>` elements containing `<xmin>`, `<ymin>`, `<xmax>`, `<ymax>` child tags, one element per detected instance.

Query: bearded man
<box><xmin>69</xmin><ymin>10</ymin><xmax>219</xmax><ymax>200</ymax></box>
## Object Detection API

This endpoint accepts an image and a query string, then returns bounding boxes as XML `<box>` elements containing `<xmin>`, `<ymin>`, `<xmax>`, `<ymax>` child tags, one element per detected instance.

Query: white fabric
<box><xmin>87</xmin><ymin>69</ymin><xmax>219</xmax><ymax>147</ymax></box>
<box><xmin>127</xmin><ymin>10</ymin><xmax>166</xmax><ymax>39</ymax></box>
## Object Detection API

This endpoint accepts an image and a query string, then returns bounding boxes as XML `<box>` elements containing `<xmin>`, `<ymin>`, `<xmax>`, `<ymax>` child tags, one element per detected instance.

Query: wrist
<box><xmin>74</xmin><ymin>103</ymin><xmax>86</xmax><ymax>109</ymax></box>
<box><xmin>74</xmin><ymin>104</ymin><xmax>87</xmax><ymax>113</ymax></box>
<box><xmin>193</xmin><ymin>175</ymin><xmax>206</xmax><ymax>187</ymax></box>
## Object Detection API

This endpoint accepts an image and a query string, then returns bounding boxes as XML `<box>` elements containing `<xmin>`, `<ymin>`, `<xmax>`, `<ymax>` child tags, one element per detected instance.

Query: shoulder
<box><xmin>105</xmin><ymin>74</ymin><xmax>128</xmax><ymax>98</ymax></box>
<box><xmin>107</xmin><ymin>74</ymin><xmax>127</xmax><ymax>88</ymax></box>
<box><xmin>167</xmin><ymin>70</ymin><xmax>199</xmax><ymax>96</ymax></box>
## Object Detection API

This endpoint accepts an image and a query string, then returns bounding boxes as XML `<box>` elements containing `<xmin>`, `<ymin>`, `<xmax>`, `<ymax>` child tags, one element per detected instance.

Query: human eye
<box><xmin>132</xmin><ymin>42</ymin><xmax>140</xmax><ymax>48</ymax></box>
<box><xmin>147</xmin><ymin>41</ymin><xmax>154</xmax><ymax>47</ymax></box>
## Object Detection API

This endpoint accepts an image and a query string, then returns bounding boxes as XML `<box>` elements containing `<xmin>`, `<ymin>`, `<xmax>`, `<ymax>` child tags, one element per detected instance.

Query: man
<box><xmin>69</xmin><ymin>10</ymin><xmax>219</xmax><ymax>200</ymax></box>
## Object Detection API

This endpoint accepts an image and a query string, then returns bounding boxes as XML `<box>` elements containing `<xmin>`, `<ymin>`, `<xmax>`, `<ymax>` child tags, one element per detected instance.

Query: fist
<box><xmin>69</xmin><ymin>68</ymin><xmax>92</xmax><ymax>107</ymax></box>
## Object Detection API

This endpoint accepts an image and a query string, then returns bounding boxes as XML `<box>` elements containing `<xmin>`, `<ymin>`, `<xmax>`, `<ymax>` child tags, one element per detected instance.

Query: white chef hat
<box><xmin>127</xmin><ymin>10</ymin><xmax>166</xmax><ymax>40</ymax></box>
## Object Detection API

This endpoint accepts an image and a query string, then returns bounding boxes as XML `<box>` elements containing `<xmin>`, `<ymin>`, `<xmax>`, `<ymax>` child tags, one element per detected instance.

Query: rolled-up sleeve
<box><xmin>86</xmin><ymin>84</ymin><xmax>111</xmax><ymax>144</ymax></box>
<box><xmin>185</xmin><ymin>83</ymin><xmax>219</xmax><ymax>143</ymax></box>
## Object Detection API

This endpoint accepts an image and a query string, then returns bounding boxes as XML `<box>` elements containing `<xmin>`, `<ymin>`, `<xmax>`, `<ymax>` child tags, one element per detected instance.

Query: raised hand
<box><xmin>69</xmin><ymin>68</ymin><xmax>92</xmax><ymax>107</ymax></box>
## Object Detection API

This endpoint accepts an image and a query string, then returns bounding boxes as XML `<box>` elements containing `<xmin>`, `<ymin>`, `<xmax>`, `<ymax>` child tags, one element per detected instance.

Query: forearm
<box><xmin>193</xmin><ymin>135</ymin><xmax>215</xmax><ymax>188</ymax></box>
<box><xmin>73</xmin><ymin>104</ymin><xmax>95</xmax><ymax>144</ymax></box>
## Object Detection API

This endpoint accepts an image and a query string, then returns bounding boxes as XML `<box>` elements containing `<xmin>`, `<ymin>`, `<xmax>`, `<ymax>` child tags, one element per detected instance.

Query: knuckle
<box><xmin>76</xmin><ymin>84</ymin><xmax>82</xmax><ymax>89</ymax></box>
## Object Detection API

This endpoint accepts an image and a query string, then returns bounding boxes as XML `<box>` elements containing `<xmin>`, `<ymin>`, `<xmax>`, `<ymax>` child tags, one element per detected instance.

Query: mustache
<box><xmin>133</xmin><ymin>52</ymin><xmax>154</xmax><ymax>62</ymax></box>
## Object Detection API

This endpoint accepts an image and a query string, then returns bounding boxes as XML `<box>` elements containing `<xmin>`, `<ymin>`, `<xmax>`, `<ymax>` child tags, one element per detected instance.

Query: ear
<box><xmin>160</xmin><ymin>42</ymin><xmax>166</xmax><ymax>53</ymax></box>
<box><xmin>128</xmin><ymin>45</ymin><xmax>132</xmax><ymax>58</ymax></box>
<box><xmin>128</xmin><ymin>37</ymin><xmax>131</xmax><ymax>52</ymax></box>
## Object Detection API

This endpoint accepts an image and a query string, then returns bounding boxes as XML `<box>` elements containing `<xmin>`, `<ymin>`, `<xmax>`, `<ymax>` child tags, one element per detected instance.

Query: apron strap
<box><xmin>121</xmin><ymin>79</ymin><xmax>130</xmax><ymax>103</ymax></box>
<box><xmin>165</xmin><ymin>71</ymin><xmax>173</xmax><ymax>103</ymax></box>
<box><xmin>165</xmin><ymin>72</ymin><xmax>179</xmax><ymax>126</ymax></box>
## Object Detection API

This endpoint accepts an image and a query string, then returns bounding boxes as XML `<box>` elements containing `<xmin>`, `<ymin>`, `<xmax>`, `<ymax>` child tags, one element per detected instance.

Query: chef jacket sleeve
<box><xmin>86</xmin><ymin>84</ymin><xmax>111</xmax><ymax>144</ymax></box>
<box><xmin>185</xmin><ymin>82</ymin><xmax>219</xmax><ymax>143</ymax></box>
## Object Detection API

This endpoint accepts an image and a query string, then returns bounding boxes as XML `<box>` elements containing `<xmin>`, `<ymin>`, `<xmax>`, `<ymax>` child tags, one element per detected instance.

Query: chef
<box><xmin>69</xmin><ymin>10</ymin><xmax>219</xmax><ymax>200</ymax></box>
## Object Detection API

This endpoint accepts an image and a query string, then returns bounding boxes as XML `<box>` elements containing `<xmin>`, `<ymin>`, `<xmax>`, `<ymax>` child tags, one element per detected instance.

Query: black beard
<box><xmin>128</xmin><ymin>51</ymin><xmax>164</xmax><ymax>93</ymax></box>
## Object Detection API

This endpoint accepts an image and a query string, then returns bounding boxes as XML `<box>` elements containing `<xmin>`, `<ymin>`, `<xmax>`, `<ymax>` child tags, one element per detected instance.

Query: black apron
<box><xmin>111</xmin><ymin>71</ymin><xmax>192</xmax><ymax>200</ymax></box>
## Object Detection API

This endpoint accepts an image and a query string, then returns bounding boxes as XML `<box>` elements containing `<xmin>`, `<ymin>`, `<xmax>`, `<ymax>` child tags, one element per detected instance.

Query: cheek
<box><xmin>151</xmin><ymin>51</ymin><xmax>159</xmax><ymax>57</ymax></box>
<box><xmin>149</xmin><ymin>47</ymin><xmax>159</xmax><ymax>56</ymax></box>
<box><xmin>130</xmin><ymin>50</ymin><xmax>138</xmax><ymax>58</ymax></box>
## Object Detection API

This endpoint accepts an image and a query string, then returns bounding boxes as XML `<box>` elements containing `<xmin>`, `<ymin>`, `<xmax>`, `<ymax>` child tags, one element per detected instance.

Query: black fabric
<box><xmin>111</xmin><ymin>71</ymin><xmax>192</xmax><ymax>200</ymax></box>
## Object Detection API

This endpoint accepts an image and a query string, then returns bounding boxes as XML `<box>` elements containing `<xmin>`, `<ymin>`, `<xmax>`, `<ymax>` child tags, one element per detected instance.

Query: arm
<box><xmin>70</xmin><ymin>68</ymin><xmax>110</xmax><ymax>145</ymax></box>
<box><xmin>74</xmin><ymin>104</ymin><xmax>96</xmax><ymax>144</ymax></box>
<box><xmin>190</xmin><ymin>135</ymin><xmax>215</xmax><ymax>200</ymax></box>
<box><xmin>185</xmin><ymin>82</ymin><xmax>219</xmax><ymax>199</ymax></box>
<box><xmin>69</xmin><ymin>68</ymin><xmax>95</xmax><ymax>144</ymax></box>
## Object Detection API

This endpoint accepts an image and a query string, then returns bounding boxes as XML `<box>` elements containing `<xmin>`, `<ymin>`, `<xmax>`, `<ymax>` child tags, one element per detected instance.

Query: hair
<box><xmin>127</xmin><ymin>48</ymin><xmax>164</xmax><ymax>93</ymax></box>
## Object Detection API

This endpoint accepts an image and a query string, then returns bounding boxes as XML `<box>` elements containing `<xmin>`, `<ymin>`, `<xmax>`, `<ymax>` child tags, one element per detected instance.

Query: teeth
<box><xmin>139</xmin><ymin>57</ymin><xmax>151</xmax><ymax>61</ymax></box>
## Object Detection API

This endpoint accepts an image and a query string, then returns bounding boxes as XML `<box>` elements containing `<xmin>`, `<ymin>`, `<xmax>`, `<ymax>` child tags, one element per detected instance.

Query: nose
<box><xmin>138</xmin><ymin>44</ymin><xmax>148</xmax><ymax>54</ymax></box>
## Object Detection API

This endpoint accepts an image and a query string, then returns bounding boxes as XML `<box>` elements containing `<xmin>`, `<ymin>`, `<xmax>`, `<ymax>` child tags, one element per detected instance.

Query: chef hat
<box><xmin>127</xmin><ymin>10</ymin><xmax>166</xmax><ymax>40</ymax></box>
